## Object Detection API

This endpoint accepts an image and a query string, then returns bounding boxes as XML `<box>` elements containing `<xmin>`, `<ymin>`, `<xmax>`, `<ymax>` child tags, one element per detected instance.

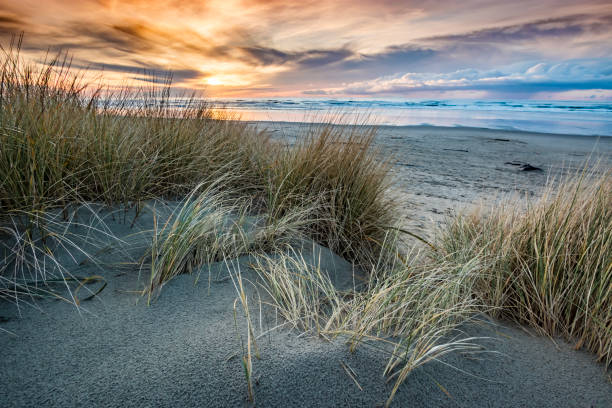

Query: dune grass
<box><xmin>146</xmin><ymin>182</ymin><xmax>248</xmax><ymax>301</ymax></box>
<box><xmin>436</xmin><ymin>169</ymin><xmax>612</xmax><ymax>366</ymax></box>
<box><xmin>0</xmin><ymin>43</ymin><xmax>394</xmax><ymax>289</ymax></box>
<box><xmin>250</xmin><ymin>237</ymin><xmax>483</xmax><ymax>407</ymax></box>
<box><xmin>263</xmin><ymin>123</ymin><xmax>395</xmax><ymax>267</ymax></box>
<box><xmin>0</xmin><ymin>40</ymin><xmax>267</xmax><ymax>218</ymax></box>
<box><xmin>0</xmin><ymin>203</ymin><xmax>122</xmax><ymax>305</ymax></box>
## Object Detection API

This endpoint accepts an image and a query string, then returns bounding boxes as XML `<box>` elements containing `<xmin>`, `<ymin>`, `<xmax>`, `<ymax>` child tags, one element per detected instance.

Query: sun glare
<box><xmin>206</xmin><ymin>76</ymin><xmax>223</xmax><ymax>86</ymax></box>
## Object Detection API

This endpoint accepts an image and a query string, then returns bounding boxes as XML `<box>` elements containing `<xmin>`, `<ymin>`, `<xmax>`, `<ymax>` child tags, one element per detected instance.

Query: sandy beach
<box><xmin>258</xmin><ymin>122</ymin><xmax>612</xmax><ymax>231</ymax></box>
<box><xmin>1</xmin><ymin>124</ymin><xmax>611</xmax><ymax>407</ymax></box>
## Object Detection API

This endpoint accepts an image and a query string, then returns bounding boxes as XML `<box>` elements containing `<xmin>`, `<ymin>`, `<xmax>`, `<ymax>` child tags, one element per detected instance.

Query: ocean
<box><xmin>208</xmin><ymin>99</ymin><xmax>612</xmax><ymax>136</ymax></box>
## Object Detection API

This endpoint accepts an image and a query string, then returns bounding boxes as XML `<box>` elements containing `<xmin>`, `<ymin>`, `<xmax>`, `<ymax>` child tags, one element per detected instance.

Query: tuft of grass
<box><xmin>0</xmin><ymin>40</ymin><xmax>267</xmax><ymax>218</ymax></box>
<box><xmin>437</xmin><ymin>169</ymin><xmax>612</xmax><ymax>366</ymax></box>
<box><xmin>263</xmin><ymin>122</ymin><xmax>395</xmax><ymax>267</ymax></box>
<box><xmin>0</xmin><ymin>202</ymin><xmax>121</xmax><ymax>306</ymax></box>
<box><xmin>346</xmin><ymin>247</ymin><xmax>483</xmax><ymax>407</ymax></box>
<box><xmin>0</xmin><ymin>39</ymin><xmax>267</xmax><ymax>304</ymax></box>
<box><xmin>146</xmin><ymin>182</ymin><xmax>251</xmax><ymax>301</ymax></box>
<box><xmin>252</xmin><ymin>246</ymin><xmax>346</xmax><ymax>334</ymax></box>
<box><xmin>251</xmin><ymin>234</ymin><xmax>483</xmax><ymax>407</ymax></box>
<box><xmin>228</xmin><ymin>258</ymin><xmax>260</xmax><ymax>404</ymax></box>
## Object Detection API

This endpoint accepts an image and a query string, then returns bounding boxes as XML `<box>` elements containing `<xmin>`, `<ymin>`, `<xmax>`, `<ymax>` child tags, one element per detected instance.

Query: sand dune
<box><xmin>1</xmin><ymin>125</ymin><xmax>611</xmax><ymax>407</ymax></box>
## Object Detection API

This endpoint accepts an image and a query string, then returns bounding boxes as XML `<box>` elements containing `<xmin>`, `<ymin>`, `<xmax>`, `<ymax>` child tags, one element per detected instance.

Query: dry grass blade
<box><xmin>437</xmin><ymin>167</ymin><xmax>612</xmax><ymax>366</ymax></box>
<box><xmin>340</xmin><ymin>360</ymin><xmax>363</xmax><ymax>391</ymax></box>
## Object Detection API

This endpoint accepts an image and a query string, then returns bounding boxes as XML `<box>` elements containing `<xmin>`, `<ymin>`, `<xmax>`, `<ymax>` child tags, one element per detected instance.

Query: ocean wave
<box><xmin>211</xmin><ymin>98</ymin><xmax>612</xmax><ymax>114</ymax></box>
<box><xmin>105</xmin><ymin>97</ymin><xmax>612</xmax><ymax>135</ymax></box>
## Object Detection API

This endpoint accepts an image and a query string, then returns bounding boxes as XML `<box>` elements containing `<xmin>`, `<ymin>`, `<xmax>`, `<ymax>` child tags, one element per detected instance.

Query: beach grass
<box><xmin>0</xmin><ymin>39</ymin><xmax>267</xmax><ymax>217</ymax></box>
<box><xmin>250</xmin><ymin>238</ymin><xmax>484</xmax><ymax>407</ymax></box>
<box><xmin>1</xmin><ymin>42</ymin><xmax>394</xmax><ymax>287</ymax></box>
<box><xmin>0</xmin><ymin>204</ymin><xmax>110</xmax><ymax>306</ymax></box>
<box><xmin>146</xmin><ymin>182</ymin><xmax>248</xmax><ymax>301</ymax></box>
<box><xmin>262</xmin><ymin>122</ymin><xmax>395</xmax><ymax>267</ymax></box>
<box><xmin>436</xmin><ymin>169</ymin><xmax>612</xmax><ymax>366</ymax></box>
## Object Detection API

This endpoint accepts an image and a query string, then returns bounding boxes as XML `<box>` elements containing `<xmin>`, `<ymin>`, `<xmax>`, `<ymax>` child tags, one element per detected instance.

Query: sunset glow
<box><xmin>1</xmin><ymin>0</ymin><xmax>611</xmax><ymax>99</ymax></box>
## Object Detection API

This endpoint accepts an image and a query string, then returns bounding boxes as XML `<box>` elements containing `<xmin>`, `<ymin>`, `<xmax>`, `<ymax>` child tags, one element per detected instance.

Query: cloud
<box><xmin>237</xmin><ymin>46</ymin><xmax>353</xmax><ymax>68</ymax></box>
<box><xmin>0</xmin><ymin>13</ymin><xmax>24</xmax><ymax>36</ymax></box>
<box><xmin>6</xmin><ymin>13</ymin><xmax>352</xmax><ymax>72</ymax></box>
<box><xmin>295</xmin><ymin>49</ymin><xmax>353</xmax><ymax>68</ymax></box>
<box><xmin>69</xmin><ymin>61</ymin><xmax>206</xmax><ymax>83</ymax></box>
<box><xmin>97</xmin><ymin>63</ymin><xmax>203</xmax><ymax>80</ymax></box>
<box><xmin>340</xmin><ymin>45</ymin><xmax>438</xmax><ymax>73</ymax></box>
<box><xmin>0</xmin><ymin>14</ymin><xmax>22</xmax><ymax>26</ymax></box>
<box><xmin>266</xmin><ymin>12</ymin><xmax>612</xmax><ymax>92</ymax></box>
<box><xmin>238</xmin><ymin>46</ymin><xmax>290</xmax><ymax>66</ymax></box>
<box><xmin>69</xmin><ymin>22</ymin><xmax>222</xmax><ymax>57</ymax></box>
<box><xmin>305</xmin><ymin>59</ymin><xmax>612</xmax><ymax>96</ymax></box>
<box><xmin>2</xmin><ymin>1</ymin><xmax>612</xmax><ymax>97</ymax></box>
<box><xmin>421</xmin><ymin>13</ymin><xmax>612</xmax><ymax>44</ymax></box>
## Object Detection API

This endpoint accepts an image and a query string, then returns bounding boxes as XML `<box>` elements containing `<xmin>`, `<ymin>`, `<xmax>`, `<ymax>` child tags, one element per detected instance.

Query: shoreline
<box><xmin>246</xmin><ymin>120</ymin><xmax>612</xmax><ymax>139</ymax></box>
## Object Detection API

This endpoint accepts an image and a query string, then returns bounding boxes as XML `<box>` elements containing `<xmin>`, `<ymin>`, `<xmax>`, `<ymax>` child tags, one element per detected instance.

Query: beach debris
<box><xmin>443</xmin><ymin>148</ymin><xmax>469</xmax><ymax>152</ymax></box>
<box><xmin>4</xmin><ymin>275</ymin><xmax>108</xmax><ymax>304</ymax></box>
<box><xmin>492</xmin><ymin>138</ymin><xmax>511</xmax><ymax>142</ymax></box>
<box><xmin>504</xmin><ymin>161</ymin><xmax>543</xmax><ymax>172</ymax></box>
<box><xmin>433</xmin><ymin>379</ymin><xmax>453</xmax><ymax>399</ymax></box>
<box><xmin>74</xmin><ymin>275</ymin><xmax>107</xmax><ymax>304</ymax></box>
<box><xmin>519</xmin><ymin>164</ymin><xmax>543</xmax><ymax>171</ymax></box>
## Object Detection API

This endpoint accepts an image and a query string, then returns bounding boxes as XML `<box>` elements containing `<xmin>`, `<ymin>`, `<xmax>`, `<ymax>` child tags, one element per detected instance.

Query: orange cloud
<box><xmin>1</xmin><ymin>0</ymin><xmax>610</xmax><ymax>97</ymax></box>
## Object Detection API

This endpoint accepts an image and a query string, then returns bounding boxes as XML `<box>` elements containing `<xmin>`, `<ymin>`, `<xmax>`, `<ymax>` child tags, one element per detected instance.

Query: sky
<box><xmin>1</xmin><ymin>0</ymin><xmax>611</xmax><ymax>99</ymax></box>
